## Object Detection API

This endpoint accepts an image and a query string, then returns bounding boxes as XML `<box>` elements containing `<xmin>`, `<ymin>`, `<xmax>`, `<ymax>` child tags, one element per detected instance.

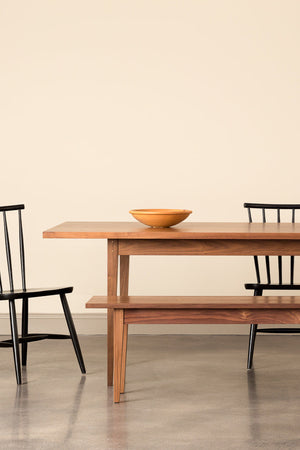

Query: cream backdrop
<box><xmin>1</xmin><ymin>1</ymin><xmax>300</xmax><ymax>333</ymax></box>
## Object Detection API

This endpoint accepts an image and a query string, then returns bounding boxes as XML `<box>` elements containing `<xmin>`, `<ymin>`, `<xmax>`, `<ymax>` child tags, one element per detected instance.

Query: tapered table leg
<box><xmin>107</xmin><ymin>239</ymin><xmax>119</xmax><ymax>386</ymax></box>
<box><xmin>114</xmin><ymin>309</ymin><xmax>124</xmax><ymax>403</ymax></box>
<box><xmin>120</xmin><ymin>255</ymin><xmax>129</xmax><ymax>393</ymax></box>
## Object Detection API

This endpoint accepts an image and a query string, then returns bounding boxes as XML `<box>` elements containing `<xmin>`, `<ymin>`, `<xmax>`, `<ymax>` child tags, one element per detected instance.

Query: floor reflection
<box><xmin>247</xmin><ymin>368</ymin><xmax>261</xmax><ymax>442</ymax></box>
<box><xmin>63</xmin><ymin>375</ymin><xmax>86</xmax><ymax>443</ymax></box>
<box><xmin>13</xmin><ymin>369</ymin><xmax>29</xmax><ymax>443</ymax></box>
<box><xmin>12</xmin><ymin>372</ymin><xmax>87</xmax><ymax>445</ymax></box>
<box><xmin>106</xmin><ymin>388</ymin><xmax>128</xmax><ymax>448</ymax></box>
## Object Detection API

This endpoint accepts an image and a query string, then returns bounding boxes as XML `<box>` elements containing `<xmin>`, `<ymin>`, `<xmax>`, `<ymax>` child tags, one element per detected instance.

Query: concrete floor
<box><xmin>0</xmin><ymin>335</ymin><xmax>300</xmax><ymax>449</ymax></box>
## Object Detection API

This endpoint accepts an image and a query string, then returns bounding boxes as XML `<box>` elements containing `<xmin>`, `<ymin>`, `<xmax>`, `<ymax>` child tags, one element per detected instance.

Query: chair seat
<box><xmin>245</xmin><ymin>283</ymin><xmax>300</xmax><ymax>290</ymax></box>
<box><xmin>0</xmin><ymin>286</ymin><xmax>73</xmax><ymax>301</ymax></box>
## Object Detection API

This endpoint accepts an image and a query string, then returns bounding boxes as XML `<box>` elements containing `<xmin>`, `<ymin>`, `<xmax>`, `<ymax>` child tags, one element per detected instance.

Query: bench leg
<box><xmin>114</xmin><ymin>309</ymin><xmax>124</xmax><ymax>403</ymax></box>
<box><xmin>120</xmin><ymin>324</ymin><xmax>128</xmax><ymax>394</ymax></box>
<box><xmin>120</xmin><ymin>255</ymin><xmax>129</xmax><ymax>394</ymax></box>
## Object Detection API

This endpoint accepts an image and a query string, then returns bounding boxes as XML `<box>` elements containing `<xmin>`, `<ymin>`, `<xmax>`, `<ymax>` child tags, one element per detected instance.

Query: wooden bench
<box><xmin>86</xmin><ymin>295</ymin><xmax>300</xmax><ymax>402</ymax></box>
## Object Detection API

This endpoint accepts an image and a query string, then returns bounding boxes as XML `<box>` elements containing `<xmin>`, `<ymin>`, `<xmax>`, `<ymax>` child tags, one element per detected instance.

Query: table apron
<box><xmin>124</xmin><ymin>308</ymin><xmax>300</xmax><ymax>324</ymax></box>
<box><xmin>118</xmin><ymin>239</ymin><xmax>300</xmax><ymax>256</ymax></box>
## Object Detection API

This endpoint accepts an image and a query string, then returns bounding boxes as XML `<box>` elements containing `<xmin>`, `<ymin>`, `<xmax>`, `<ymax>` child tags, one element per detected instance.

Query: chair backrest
<box><xmin>0</xmin><ymin>205</ymin><xmax>26</xmax><ymax>293</ymax></box>
<box><xmin>244</xmin><ymin>203</ymin><xmax>300</xmax><ymax>285</ymax></box>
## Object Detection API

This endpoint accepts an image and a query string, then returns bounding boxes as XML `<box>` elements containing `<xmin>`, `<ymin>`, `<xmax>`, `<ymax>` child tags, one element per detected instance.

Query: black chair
<box><xmin>0</xmin><ymin>204</ymin><xmax>86</xmax><ymax>384</ymax></box>
<box><xmin>244</xmin><ymin>202</ymin><xmax>300</xmax><ymax>369</ymax></box>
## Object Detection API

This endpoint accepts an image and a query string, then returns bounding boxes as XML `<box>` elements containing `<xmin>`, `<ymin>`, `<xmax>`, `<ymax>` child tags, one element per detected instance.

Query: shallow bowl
<box><xmin>129</xmin><ymin>209</ymin><xmax>192</xmax><ymax>228</ymax></box>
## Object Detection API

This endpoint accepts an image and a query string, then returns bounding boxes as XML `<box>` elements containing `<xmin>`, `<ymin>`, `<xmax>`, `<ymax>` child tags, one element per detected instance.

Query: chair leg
<box><xmin>60</xmin><ymin>294</ymin><xmax>86</xmax><ymax>374</ymax></box>
<box><xmin>247</xmin><ymin>288</ymin><xmax>262</xmax><ymax>369</ymax></box>
<box><xmin>9</xmin><ymin>299</ymin><xmax>22</xmax><ymax>384</ymax></box>
<box><xmin>247</xmin><ymin>324</ymin><xmax>257</xmax><ymax>369</ymax></box>
<box><xmin>21</xmin><ymin>298</ymin><xmax>28</xmax><ymax>366</ymax></box>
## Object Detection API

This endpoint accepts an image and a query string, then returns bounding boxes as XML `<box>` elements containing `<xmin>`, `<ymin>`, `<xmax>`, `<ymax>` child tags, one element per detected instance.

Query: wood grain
<box><xmin>119</xmin><ymin>239</ymin><xmax>300</xmax><ymax>255</ymax></box>
<box><xmin>113</xmin><ymin>309</ymin><xmax>124</xmax><ymax>403</ymax></box>
<box><xmin>119</xmin><ymin>255</ymin><xmax>129</xmax><ymax>394</ymax></box>
<box><xmin>124</xmin><ymin>309</ymin><xmax>300</xmax><ymax>324</ymax></box>
<box><xmin>107</xmin><ymin>239</ymin><xmax>118</xmax><ymax>386</ymax></box>
<box><xmin>86</xmin><ymin>296</ymin><xmax>300</xmax><ymax>309</ymax></box>
<box><xmin>43</xmin><ymin>222</ymin><xmax>300</xmax><ymax>240</ymax></box>
<box><xmin>120</xmin><ymin>256</ymin><xmax>130</xmax><ymax>296</ymax></box>
<box><xmin>103</xmin><ymin>294</ymin><xmax>300</xmax><ymax>402</ymax></box>
<box><xmin>45</xmin><ymin>220</ymin><xmax>300</xmax><ymax>393</ymax></box>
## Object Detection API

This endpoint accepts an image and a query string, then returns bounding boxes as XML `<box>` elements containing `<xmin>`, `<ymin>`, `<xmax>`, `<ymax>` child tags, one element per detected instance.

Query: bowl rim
<box><xmin>129</xmin><ymin>209</ymin><xmax>192</xmax><ymax>215</ymax></box>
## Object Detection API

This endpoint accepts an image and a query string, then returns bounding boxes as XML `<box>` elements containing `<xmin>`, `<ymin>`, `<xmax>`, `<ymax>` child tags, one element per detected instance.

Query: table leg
<box><xmin>107</xmin><ymin>239</ymin><xmax>119</xmax><ymax>386</ymax></box>
<box><xmin>114</xmin><ymin>309</ymin><xmax>124</xmax><ymax>403</ymax></box>
<box><xmin>120</xmin><ymin>255</ymin><xmax>129</xmax><ymax>394</ymax></box>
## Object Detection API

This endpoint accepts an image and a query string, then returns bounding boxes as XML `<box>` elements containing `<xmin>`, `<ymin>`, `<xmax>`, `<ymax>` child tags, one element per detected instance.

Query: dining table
<box><xmin>43</xmin><ymin>221</ymin><xmax>300</xmax><ymax>386</ymax></box>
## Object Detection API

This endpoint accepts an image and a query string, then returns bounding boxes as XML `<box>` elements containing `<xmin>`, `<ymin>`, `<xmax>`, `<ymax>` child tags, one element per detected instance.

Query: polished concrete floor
<box><xmin>0</xmin><ymin>334</ymin><xmax>300</xmax><ymax>449</ymax></box>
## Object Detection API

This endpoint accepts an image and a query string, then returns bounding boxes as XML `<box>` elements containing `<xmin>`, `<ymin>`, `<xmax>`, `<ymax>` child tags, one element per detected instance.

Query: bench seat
<box><xmin>86</xmin><ymin>295</ymin><xmax>300</xmax><ymax>402</ymax></box>
<box><xmin>86</xmin><ymin>295</ymin><xmax>300</xmax><ymax>309</ymax></box>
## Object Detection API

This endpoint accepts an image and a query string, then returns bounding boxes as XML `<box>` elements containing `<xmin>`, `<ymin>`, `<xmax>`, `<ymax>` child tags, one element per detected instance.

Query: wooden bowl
<box><xmin>129</xmin><ymin>209</ymin><xmax>192</xmax><ymax>228</ymax></box>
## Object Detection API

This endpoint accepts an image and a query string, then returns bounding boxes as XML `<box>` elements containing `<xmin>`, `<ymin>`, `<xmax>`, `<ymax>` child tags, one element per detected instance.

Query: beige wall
<box><xmin>1</xmin><ymin>1</ymin><xmax>300</xmax><ymax>320</ymax></box>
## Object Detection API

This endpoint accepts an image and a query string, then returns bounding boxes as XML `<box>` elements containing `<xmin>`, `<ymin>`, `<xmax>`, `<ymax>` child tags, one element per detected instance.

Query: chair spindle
<box><xmin>262</xmin><ymin>208</ymin><xmax>271</xmax><ymax>283</ymax></box>
<box><xmin>291</xmin><ymin>209</ymin><xmax>295</xmax><ymax>284</ymax></box>
<box><xmin>254</xmin><ymin>256</ymin><xmax>261</xmax><ymax>283</ymax></box>
<box><xmin>3</xmin><ymin>211</ymin><xmax>14</xmax><ymax>291</ymax></box>
<box><xmin>248</xmin><ymin>207</ymin><xmax>261</xmax><ymax>282</ymax></box>
<box><xmin>291</xmin><ymin>257</ymin><xmax>295</xmax><ymax>285</ymax></box>
<box><xmin>278</xmin><ymin>256</ymin><xmax>283</xmax><ymax>284</ymax></box>
<box><xmin>276</xmin><ymin>208</ymin><xmax>282</xmax><ymax>284</ymax></box>
<box><xmin>265</xmin><ymin>256</ymin><xmax>271</xmax><ymax>284</ymax></box>
<box><xmin>18</xmin><ymin>210</ymin><xmax>26</xmax><ymax>291</ymax></box>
